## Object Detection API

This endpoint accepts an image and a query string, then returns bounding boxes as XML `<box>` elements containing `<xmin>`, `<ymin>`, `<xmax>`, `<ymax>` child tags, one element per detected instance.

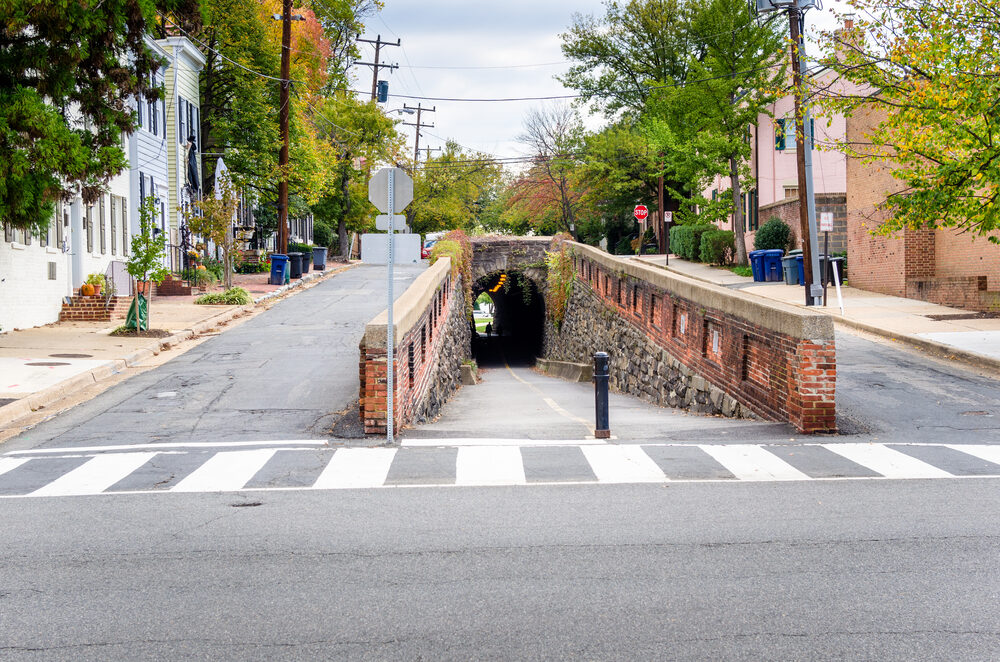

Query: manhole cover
<box><xmin>49</xmin><ymin>353</ymin><xmax>93</xmax><ymax>359</ymax></box>
<box><xmin>25</xmin><ymin>362</ymin><xmax>71</xmax><ymax>367</ymax></box>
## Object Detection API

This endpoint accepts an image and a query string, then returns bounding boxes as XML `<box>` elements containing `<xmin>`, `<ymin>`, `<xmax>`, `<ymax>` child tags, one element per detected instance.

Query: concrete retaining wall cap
<box><xmin>364</xmin><ymin>257</ymin><xmax>452</xmax><ymax>348</ymax></box>
<box><xmin>571</xmin><ymin>242</ymin><xmax>833</xmax><ymax>341</ymax></box>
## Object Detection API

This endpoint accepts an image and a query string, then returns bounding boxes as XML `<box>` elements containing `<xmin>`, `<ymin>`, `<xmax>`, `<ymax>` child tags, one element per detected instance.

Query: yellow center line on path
<box><xmin>503</xmin><ymin>356</ymin><xmax>595</xmax><ymax>436</ymax></box>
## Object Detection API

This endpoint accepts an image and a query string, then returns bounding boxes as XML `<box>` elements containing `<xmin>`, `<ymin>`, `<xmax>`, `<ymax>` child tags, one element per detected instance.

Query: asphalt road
<box><xmin>2</xmin><ymin>479</ymin><xmax>998</xmax><ymax>661</ymax></box>
<box><xmin>1</xmin><ymin>268</ymin><xmax>999</xmax><ymax>659</ymax></box>
<box><xmin>2</xmin><ymin>264</ymin><xmax>425</xmax><ymax>452</ymax></box>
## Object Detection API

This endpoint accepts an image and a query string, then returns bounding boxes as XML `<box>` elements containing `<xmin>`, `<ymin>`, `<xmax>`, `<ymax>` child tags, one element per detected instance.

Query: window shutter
<box><xmin>122</xmin><ymin>202</ymin><xmax>129</xmax><ymax>256</ymax></box>
<box><xmin>178</xmin><ymin>98</ymin><xmax>186</xmax><ymax>144</ymax></box>
<box><xmin>193</xmin><ymin>106</ymin><xmax>200</xmax><ymax>152</ymax></box>
<box><xmin>137</xmin><ymin>96</ymin><xmax>143</xmax><ymax>128</ymax></box>
<box><xmin>775</xmin><ymin>119</ymin><xmax>785</xmax><ymax>151</ymax></box>
<box><xmin>110</xmin><ymin>196</ymin><xmax>117</xmax><ymax>255</ymax></box>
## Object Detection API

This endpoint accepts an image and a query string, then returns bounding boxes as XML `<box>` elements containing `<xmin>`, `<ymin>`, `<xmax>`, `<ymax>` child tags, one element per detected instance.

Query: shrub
<box><xmin>669</xmin><ymin>224</ymin><xmax>715</xmax><ymax>261</ymax></box>
<box><xmin>430</xmin><ymin>229</ymin><xmax>474</xmax><ymax>320</ymax></box>
<box><xmin>754</xmin><ymin>217</ymin><xmax>791</xmax><ymax>251</ymax></box>
<box><xmin>195</xmin><ymin>287</ymin><xmax>252</xmax><ymax>305</ymax></box>
<box><xmin>699</xmin><ymin>230</ymin><xmax>735</xmax><ymax>265</ymax></box>
<box><xmin>202</xmin><ymin>257</ymin><xmax>225</xmax><ymax>281</ymax></box>
<box><xmin>313</xmin><ymin>221</ymin><xmax>333</xmax><ymax>248</ymax></box>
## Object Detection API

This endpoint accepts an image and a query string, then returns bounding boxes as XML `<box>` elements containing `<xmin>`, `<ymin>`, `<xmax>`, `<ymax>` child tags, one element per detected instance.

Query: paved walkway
<box><xmin>0</xmin><ymin>263</ymin><xmax>356</xmax><ymax>432</ymax></box>
<box><xmin>634</xmin><ymin>254</ymin><xmax>1000</xmax><ymax>370</ymax></box>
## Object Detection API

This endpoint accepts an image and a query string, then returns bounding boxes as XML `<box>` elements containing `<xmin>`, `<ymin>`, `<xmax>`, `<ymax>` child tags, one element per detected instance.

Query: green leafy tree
<box><xmin>409</xmin><ymin>141</ymin><xmax>505</xmax><ymax>236</ymax></box>
<box><xmin>818</xmin><ymin>0</ymin><xmax>1000</xmax><ymax>240</ymax></box>
<box><xmin>0</xmin><ymin>0</ymin><xmax>199</xmax><ymax>233</ymax></box>
<box><xmin>664</xmin><ymin>0</ymin><xmax>785</xmax><ymax>264</ymax></box>
<box><xmin>184</xmin><ymin>175</ymin><xmax>240</xmax><ymax>289</ymax></box>
<box><xmin>126</xmin><ymin>198</ymin><xmax>170</xmax><ymax>333</ymax></box>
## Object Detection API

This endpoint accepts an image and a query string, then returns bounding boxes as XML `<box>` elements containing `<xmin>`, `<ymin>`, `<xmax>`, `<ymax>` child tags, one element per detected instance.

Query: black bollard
<box><xmin>593</xmin><ymin>352</ymin><xmax>610</xmax><ymax>439</ymax></box>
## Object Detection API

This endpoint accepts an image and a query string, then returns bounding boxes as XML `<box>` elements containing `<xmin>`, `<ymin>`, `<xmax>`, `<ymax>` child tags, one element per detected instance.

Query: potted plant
<box><xmin>84</xmin><ymin>273</ymin><xmax>106</xmax><ymax>297</ymax></box>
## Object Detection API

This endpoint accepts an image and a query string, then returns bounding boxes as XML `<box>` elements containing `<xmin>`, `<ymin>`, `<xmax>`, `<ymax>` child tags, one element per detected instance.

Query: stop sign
<box><xmin>633</xmin><ymin>205</ymin><xmax>649</xmax><ymax>221</ymax></box>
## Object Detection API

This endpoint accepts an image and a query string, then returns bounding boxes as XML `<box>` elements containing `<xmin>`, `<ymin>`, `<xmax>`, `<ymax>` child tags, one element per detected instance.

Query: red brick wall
<box><xmin>846</xmin><ymin>105</ymin><xmax>1000</xmax><ymax>309</ymax></box>
<box><xmin>752</xmin><ymin>194</ymin><xmax>847</xmax><ymax>255</ymax></box>
<box><xmin>572</xmin><ymin>246</ymin><xmax>836</xmax><ymax>433</ymax></box>
<box><xmin>359</xmin><ymin>274</ymin><xmax>460</xmax><ymax>435</ymax></box>
<box><xmin>59</xmin><ymin>296</ymin><xmax>132</xmax><ymax>322</ymax></box>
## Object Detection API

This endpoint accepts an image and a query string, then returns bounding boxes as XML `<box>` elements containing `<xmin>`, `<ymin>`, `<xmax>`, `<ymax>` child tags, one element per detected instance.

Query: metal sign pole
<box><xmin>386</xmin><ymin>169</ymin><xmax>395</xmax><ymax>445</ymax></box>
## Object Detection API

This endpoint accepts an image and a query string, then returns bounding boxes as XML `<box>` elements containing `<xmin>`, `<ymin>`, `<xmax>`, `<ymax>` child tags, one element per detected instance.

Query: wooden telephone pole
<box><xmin>402</xmin><ymin>103</ymin><xmax>436</xmax><ymax>163</ymax></box>
<box><xmin>355</xmin><ymin>35</ymin><xmax>400</xmax><ymax>100</ymax></box>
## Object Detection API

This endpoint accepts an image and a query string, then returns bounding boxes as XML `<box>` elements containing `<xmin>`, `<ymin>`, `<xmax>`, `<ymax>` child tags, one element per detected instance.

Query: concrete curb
<box><xmin>536</xmin><ymin>358</ymin><xmax>594</xmax><ymax>383</ymax></box>
<box><xmin>253</xmin><ymin>261</ymin><xmax>357</xmax><ymax>304</ymax></box>
<box><xmin>653</xmin><ymin>261</ymin><xmax>1000</xmax><ymax>374</ymax></box>
<box><xmin>1</xmin><ymin>263</ymin><xmax>358</xmax><ymax>430</ymax></box>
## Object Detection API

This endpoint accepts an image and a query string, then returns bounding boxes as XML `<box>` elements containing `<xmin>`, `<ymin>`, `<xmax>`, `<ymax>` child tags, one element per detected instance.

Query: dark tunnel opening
<box><xmin>471</xmin><ymin>271</ymin><xmax>545</xmax><ymax>368</ymax></box>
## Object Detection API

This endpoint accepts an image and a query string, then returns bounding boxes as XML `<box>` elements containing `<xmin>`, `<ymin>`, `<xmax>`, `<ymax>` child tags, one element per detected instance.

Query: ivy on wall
<box><xmin>545</xmin><ymin>234</ymin><xmax>576</xmax><ymax>331</ymax></box>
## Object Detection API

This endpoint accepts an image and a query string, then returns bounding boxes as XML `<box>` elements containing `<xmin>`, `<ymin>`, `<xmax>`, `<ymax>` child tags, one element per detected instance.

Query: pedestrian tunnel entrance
<box><xmin>472</xmin><ymin>271</ymin><xmax>545</xmax><ymax>367</ymax></box>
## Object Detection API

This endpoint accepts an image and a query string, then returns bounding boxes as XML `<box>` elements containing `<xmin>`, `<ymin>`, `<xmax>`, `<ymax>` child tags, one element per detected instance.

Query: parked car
<box><xmin>421</xmin><ymin>239</ymin><xmax>436</xmax><ymax>259</ymax></box>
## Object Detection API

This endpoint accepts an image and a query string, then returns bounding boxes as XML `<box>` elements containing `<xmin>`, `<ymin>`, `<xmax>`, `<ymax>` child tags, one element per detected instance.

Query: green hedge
<box><xmin>669</xmin><ymin>224</ymin><xmax>715</xmax><ymax>261</ymax></box>
<box><xmin>699</xmin><ymin>230</ymin><xmax>735</xmax><ymax>265</ymax></box>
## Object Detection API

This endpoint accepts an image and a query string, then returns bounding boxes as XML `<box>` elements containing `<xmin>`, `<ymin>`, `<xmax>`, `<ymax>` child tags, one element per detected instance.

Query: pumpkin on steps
<box><xmin>81</xmin><ymin>283</ymin><xmax>95</xmax><ymax>297</ymax></box>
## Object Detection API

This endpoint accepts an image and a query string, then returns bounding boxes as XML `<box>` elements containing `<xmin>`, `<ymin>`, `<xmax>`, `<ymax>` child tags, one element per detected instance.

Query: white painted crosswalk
<box><xmin>0</xmin><ymin>442</ymin><xmax>998</xmax><ymax>498</ymax></box>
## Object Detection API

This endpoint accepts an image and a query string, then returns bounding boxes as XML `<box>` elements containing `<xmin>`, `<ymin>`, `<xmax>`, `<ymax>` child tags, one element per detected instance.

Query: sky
<box><xmin>352</xmin><ymin>1</ymin><xmax>849</xmax><ymax>165</ymax></box>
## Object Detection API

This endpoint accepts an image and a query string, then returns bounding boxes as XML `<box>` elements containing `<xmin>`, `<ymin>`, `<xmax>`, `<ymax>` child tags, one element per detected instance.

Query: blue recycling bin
<box><xmin>762</xmin><ymin>249</ymin><xmax>785</xmax><ymax>281</ymax></box>
<box><xmin>269</xmin><ymin>254</ymin><xmax>289</xmax><ymax>285</ymax></box>
<box><xmin>795</xmin><ymin>255</ymin><xmax>805</xmax><ymax>285</ymax></box>
<box><xmin>748</xmin><ymin>250</ymin><xmax>765</xmax><ymax>282</ymax></box>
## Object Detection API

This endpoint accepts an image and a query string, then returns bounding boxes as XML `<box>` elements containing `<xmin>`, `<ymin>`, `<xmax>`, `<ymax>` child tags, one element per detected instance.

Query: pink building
<box><xmin>703</xmin><ymin>67</ymin><xmax>848</xmax><ymax>254</ymax></box>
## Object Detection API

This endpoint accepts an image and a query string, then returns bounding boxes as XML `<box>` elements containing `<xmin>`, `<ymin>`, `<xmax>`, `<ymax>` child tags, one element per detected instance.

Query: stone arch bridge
<box><xmin>358</xmin><ymin>236</ymin><xmax>836</xmax><ymax>437</ymax></box>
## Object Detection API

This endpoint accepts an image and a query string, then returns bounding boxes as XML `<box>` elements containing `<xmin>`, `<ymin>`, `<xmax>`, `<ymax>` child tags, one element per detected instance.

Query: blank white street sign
<box><xmin>375</xmin><ymin>214</ymin><xmax>407</xmax><ymax>232</ymax></box>
<box><xmin>368</xmin><ymin>167</ymin><xmax>413</xmax><ymax>213</ymax></box>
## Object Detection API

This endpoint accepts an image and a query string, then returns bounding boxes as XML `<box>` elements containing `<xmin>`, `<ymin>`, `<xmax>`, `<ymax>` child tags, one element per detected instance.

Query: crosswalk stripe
<box><xmin>825</xmin><ymin>443</ymin><xmax>953</xmax><ymax>479</ymax></box>
<box><xmin>0</xmin><ymin>457</ymin><xmax>29</xmax><ymax>478</ymax></box>
<box><xmin>948</xmin><ymin>445</ymin><xmax>1000</xmax><ymax>468</ymax></box>
<box><xmin>312</xmin><ymin>448</ymin><xmax>397</xmax><ymax>489</ymax></box>
<box><xmin>171</xmin><ymin>449</ymin><xmax>277</xmax><ymax>493</ymax></box>
<box><xmin>581</xmin><ymin>445</ymin><xmax>665</xmax><ymax>483</ymax></box>
<box><xmin>699</xmin><ymin>445</ymin><xmax>811</xmax><ymax>481</ymax></box>
<box><xmin>456</xmin><ymin>446</ymin><xmax>525</xmax><ymax>486</ymax></box>
<box><xmin>30</xmin><ymin>452</ymin><xmax>158</xmax><ymax>497</ymax></box>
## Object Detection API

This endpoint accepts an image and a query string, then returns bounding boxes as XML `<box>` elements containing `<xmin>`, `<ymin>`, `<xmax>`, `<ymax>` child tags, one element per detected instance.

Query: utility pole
<box><xmin>423</xmin><ymin>146</ymin><xmax>442</xmax><ymax>161</ymax></box>
<box><xmin>277</xmin><ymin>0</ymin><xmax>293</xmax><ymax>255</ymax></box>
<box><xmin>755</xmin><ymin>0</ymin><xmax>822</xmax><ymax>306</ymax></box>
<box><xmin>355</xmin><ymin>35</ymin><xmax>400</xmax><ymax>101</ymax></box>
<box><xmin>402</xmin><ymin>103</ymin><xmax>435</xmax><ymax>163</ymax></box>
<box><xmin>788</xmin><ymin>5</ymin><xmax>822</xmax><ymax>306</ymax></box>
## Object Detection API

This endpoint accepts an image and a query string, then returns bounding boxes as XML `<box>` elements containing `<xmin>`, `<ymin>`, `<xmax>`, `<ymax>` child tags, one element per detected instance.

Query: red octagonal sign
<box><xmin>633</xmin><ymin>204</ymin><xmax>649</xmax><ymax>221</ymax></box>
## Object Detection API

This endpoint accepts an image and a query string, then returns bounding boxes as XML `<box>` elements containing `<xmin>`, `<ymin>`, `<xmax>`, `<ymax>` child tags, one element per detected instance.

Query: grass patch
<box><xmin>725</xmin><ymin>265</ymin><xmax>753</xmax><ymax>278</ymax></box>
<box><xmin>195</xmin><ymin>287</ymin><xmax>253</xmax><ymax>305</ymax></box>
<box><xmin>474</xmin><ymin>316</ymin><xmax>493</xmax><ymax>333</ymax></box>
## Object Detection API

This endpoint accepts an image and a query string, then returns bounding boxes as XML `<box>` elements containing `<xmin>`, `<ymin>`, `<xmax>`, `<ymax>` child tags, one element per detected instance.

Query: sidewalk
<box><xmin>0</xmin><ymin>262</ymin><xmax>356</xmax><ymax>431</ymax></box>
<box><xmin>634</xmin><ymin>254</ymin><xmax>1000</xmax><ymax>371</ymax></box>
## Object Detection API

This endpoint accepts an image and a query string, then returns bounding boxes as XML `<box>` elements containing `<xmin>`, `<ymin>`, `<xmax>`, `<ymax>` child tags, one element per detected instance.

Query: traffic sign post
<box><xmin>368</xmin><ymin>167</ymin><xmax>414</xmax><ymax>445</ymax></box>
<box><xmin>634</xmin><ymin>205</ymin><xmax>649</xmax><ymax>255</ymax></box>
<box><xmin>664</xmin><ymin>211</ymin><xmax>673</xmax><ymax>266</ymax></box>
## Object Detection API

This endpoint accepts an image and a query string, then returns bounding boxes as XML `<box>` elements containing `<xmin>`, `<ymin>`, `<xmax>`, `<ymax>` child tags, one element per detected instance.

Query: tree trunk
<box><xmin>730</xmin><ymin>156</ymin><xmax>748</xmax><ymax>266</ymax></box>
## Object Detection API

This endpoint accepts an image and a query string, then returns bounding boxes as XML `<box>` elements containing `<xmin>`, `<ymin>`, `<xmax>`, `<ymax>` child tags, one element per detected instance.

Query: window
<box><xmin>137</xmin><ymin>95</ymin><xmax>143</xmax><ymax>128</ymax></box>
<box><xmin>776</xmin><ymin>117</ymin><xmax>814</xmax><ymax>151</ymax></box>
<box><xmin>55</xmin><ymin>200</ymin><xmax>65</xmax><ymax>248</ymax></box>
<box><xmin>139</xmin><ymin>171</ymin><xmax>145</xmax><ymax>201</ymax></box>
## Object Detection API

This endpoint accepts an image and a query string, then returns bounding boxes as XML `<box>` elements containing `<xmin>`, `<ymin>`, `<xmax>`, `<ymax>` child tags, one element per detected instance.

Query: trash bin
<box><xmin>748</xmin><ymin>250</ymin><xmax>765</xmax><ymax>282</ymax></box>
<box><xmin>269</xmin><ymin>254</ymin><xmax>289</xmax><ymax>286</ymax></box>
<box><xmin>795</xmin><ymin>255</ymin><xmax>805</xmax><ymax>285</ymax></box>
<box><xmin>762</xmin><ymin>249</ymin><xmax>785</xmax><ymax>281</ymax></box>
<box><xmin>827</xmin><ymin>256</ymin><xmax>846</xmax><ymax>286</ymax></box>
<box><xmin>301</xmin><ymin>250</ymin><xmax>311</xmax><ymax>274</ymax></box>
<box><xmin>288</xmin><ymin>252</ymin><xmax>303</xmax><ymax>279</ymax></box>
<box><xmin>313</xmin><ymin>246</ymin><xmax>327</xmax><ymax>271</ymax></box>
<box><xmin>781</xmin><ymin>256</ymin><xmax>800</xmax><ymax>285</ymax></box>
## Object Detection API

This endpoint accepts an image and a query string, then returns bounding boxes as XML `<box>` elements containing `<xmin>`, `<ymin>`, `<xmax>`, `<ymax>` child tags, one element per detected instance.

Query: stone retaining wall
<box><xmin>359</xmin><ymin>258</ymin><xmax>470</xmax><ymax>435</ymax></box>
<box><xmin>544</xmin><ymin>243</ymin><xmax>836</xmax><ymax>433</ymax></box>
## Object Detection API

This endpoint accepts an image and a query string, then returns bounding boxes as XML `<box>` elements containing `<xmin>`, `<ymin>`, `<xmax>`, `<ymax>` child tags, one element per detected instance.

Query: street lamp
<box><xmin>270</xmin><ymin>5</ymin><xmax>306</xmax><ymax>255</ymax></box>
<box><xmin>754</xmin><ymin>0</ymin><xmax>823</xmax><ymax>306</ymax></box>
